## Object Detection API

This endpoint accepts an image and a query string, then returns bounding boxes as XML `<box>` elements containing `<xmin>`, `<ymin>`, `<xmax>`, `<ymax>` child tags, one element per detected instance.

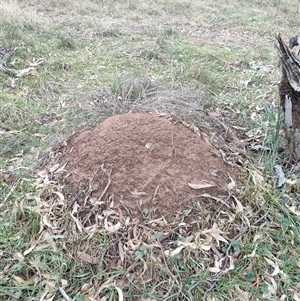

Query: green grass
<box><xmin>1</xmin><ymin>0</ymin><xmax>300</xmax><ymax>300</ymax></box>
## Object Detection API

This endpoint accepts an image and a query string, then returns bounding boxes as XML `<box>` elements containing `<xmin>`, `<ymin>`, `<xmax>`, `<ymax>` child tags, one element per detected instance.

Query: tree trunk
<box><xmin>275</xmin><ymin>34</ymin><xmax>300</xmax><ymax>161</ymax></box>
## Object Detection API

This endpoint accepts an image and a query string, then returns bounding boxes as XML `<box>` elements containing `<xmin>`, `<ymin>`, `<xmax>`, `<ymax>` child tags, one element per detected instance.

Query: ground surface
<box><xmin>1</xmin><ymin>0</ymin><xmax>300</xmax><ymax>301</ymax></box>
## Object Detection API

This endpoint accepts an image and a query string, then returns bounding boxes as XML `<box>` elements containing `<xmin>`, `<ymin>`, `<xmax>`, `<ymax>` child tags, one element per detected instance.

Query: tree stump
<box><xmin>275</xmin><ymin>34</ymin><xmax>300</xmax><ymax>161</ymax></box>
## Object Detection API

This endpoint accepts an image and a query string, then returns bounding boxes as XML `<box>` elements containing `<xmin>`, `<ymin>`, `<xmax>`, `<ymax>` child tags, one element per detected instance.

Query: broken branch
<box><xmin>0</xmin><ymin>47</ymin><xmax>41</xmax><ymax>77</ymax></box>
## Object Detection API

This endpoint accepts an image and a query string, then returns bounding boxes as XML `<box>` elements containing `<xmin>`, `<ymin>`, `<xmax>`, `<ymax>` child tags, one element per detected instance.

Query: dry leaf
<box><xmin>202</xmin><ymin>223</ymin><xmax>228</xmax><ymax>246</ymax></box>
<box><xmin>118</xmin><ymin>240</ymin><xmax>124</xmax><ymax>262</ymax></box>
<box><xmin>45</xmin><ymin>281</ymin><xmax>56</xmax><ymax>288</ymax></box>
<box><xmin>227</xmin><ymin>176</ymin><xmax>235</xmax><ymax>190</ymax></box>
<box><xmin>286</xmin><ymin>179</ymin><xmax>296</xmax><ymax>193</ymax></box>
<box><xmin>200</xmin><ymin>243</ymin><xmax>211</xmax><ymax>251</ymax></box>
<box><xmin>274</xmin><ymin>165</ymin><xmax>287</xmax><ymax>187</ymax></box>
<box><xmin>54</xmin><ymin>191</ymin><xmax>65</xmax><ymax>202</ymax></box>
<box><xmin>17</xmin><ymin>67</ymin><xmax>37</xmax><ymax>77</ymax></box>
<box><xmin>232</xmin><ymin>195</ymin><xmax>243</xmax><ymax>212</ymax></box>
<box><xmin>208</xmin><ymin>267</ymin><xmax>221</xmax><ymax>273</ymax></box>
<box><xmin>294</xmin><ymin>292</ymin><xmax>300</xmax><ymax>301</ymax></box>
<box><xmin>164</xmin><ymin>246</ymin><xmax>185</xmax><ymax>257</ymax></box>
<box><xmin>70</xmin><ymin>212</ymin><xmax>83</xmax><ymax>232</ymax></box>
<box><xmin>209</xmin><ymin>255</ymin><xmax>221</xmax><ymax>273</ymax></box>
<box><xmin>127</xmin><ymin>239</ymin><xmax>141</xmax><ymax>251</ymax></box>
<box><xmin>188</xmin><ymin>181</ymin><xmax>215</xmax><ymax>189</ymax></box>
<box><xmin>42</xmin><ymin>215</ymin><xmax>58</xmax><ymax>230</ymax></box>
<box><xmin>48</xmin><ymin>164</ymin><xmax>60</xmax><ymax>173</ymax></box>
<box><xmin>164</xmin><ymin>240</ymin><xmax>197</xmax><ymax>257</ymax></box>
<box><xmin>24</xmin><ymin>244</ymin><xmax>36</xmax><ymax>255</ymax></box>
<box><xmin>97</xmin><ymin>278</ymin><xmax>114</xmax><ymax>294</ymax></box>
<box><xmin>13</xmin><ymin>275</ymin><xmax>36</xmax><ymax>285</ymax></box>
<box><xmin>115</xmin><ymin>285</ymin><xmax>124</xmax><ymax>301</ymax></box>
<box><xmin>104</xmin><ymin>218</ymin><xmax>121</xmax><ymax>233</ymax></box>
<box><xmin>265</xmin><ymin>257</ymin><xmax>280</xmax><ymax>276</ymax></box>
<box><xmin>285</xmin><ymin>204</ymin><xmax>300</xmax><ymax>216</ymax></box>
<box><xmin>243</xmin><ymin>244</ymin><xmax>257</xmax><ymax>258</ymax></box>
<box><xmin>81</xmin><ymin>282</ymin><xmax>92</xmax><ymax>292</ymax></box>
<box><xmin>42</xmin><ymin>293</ymin><xmax>56</xmax><ymax>301</ymax></box>
<box><xmin>250</xmin><ymin>144</ymin><xmax>271</xmax><ymax>151</ymax></box>
<box><xmin>129</xmin><ymin>190</ymin><xmax>146</xmax><ymax>195</ymax></box>
<box><xmin>235</xmin><ymin>285</ymin><xmax>251</xmax><ymax>301</ymax></box>
<box><xmin>251</xmin><ymin>170</ymin><xmax>264</xmax><ymax>185</ymax></box>
<box><xmin>16</xmin><ymin>252</ymin><xmax>24</xmax><ymax>261</ymax></box>
<box><xmin>72</xmin><ymin>202</ymin><xmax>80</xmax><ymax>214</ymax></box>
<box><xmin>78</xmin><ymin>252</ymin><xmax>99</xmax><ymax>264</ymax></box>
<box><xmin>145</xmin><ymin>143</ymin><xmax>152</xmax><ymax>149</ymax></box>
<box><xmin>262</xmin><ymin>276</ymin><xmax>277</xmax><ymax>299</ymax></box>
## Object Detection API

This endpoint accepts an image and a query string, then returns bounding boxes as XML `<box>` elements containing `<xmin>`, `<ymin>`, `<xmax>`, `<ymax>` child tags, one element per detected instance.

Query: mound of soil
<box><xmin>56</xmin><ymin>113</ymin><xmax>237</xmax><ymax>216</ymax></box>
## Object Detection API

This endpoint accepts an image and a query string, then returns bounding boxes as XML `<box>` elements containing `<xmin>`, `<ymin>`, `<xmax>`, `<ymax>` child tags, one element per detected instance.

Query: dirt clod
<box><xmin>56</xmin><ymin>113</ymin><xmax>237</xmax><ymax>216</ymax></box>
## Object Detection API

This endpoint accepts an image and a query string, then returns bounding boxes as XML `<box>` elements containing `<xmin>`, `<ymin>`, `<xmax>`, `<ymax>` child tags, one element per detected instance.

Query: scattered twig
<box><xmin>202</xmin><ymin>280</ymin><xmax>218</xmax><ymax>301</ymax></box>
<box><xmin>0</xmin><ymin>47</ymin><xmax>42</xmax><ymax>76</ymax></box>
<box><xmin>58</xmin><ymin>285</ymin><xmax>73</xmax><ymax>301</ymax></box>
<box><xmin>95</xmin><ymin>165</ymin><xmax>112</xmax><ymax>205</ymax></box>
<box><xmin>186</xmin><ymin>279</ymin><xmax>217</xmax><ymax>301</ymax></box>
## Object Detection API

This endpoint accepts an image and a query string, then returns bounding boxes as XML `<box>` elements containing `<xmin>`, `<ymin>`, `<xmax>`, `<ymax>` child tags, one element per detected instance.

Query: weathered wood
<box><xmin>0</xmin><ymin>48</ymin><xmax>18</xmax><ymax>75</ymax></box>
<box><xmin>276</xmin><ymin>34</ymin><xmax>300</xmax><ymax>161</ymax></box>
<box><xmin>275</xmin><ymin>34</ymin><xmax>300</xmax><ymax>92</ymax></box>
<box><xmin>293</xmin><ymin>129</ymin><xmax>300</xmax><ymax>160</ymax></box>
<box><xmin>284</xmin><ymin>95</ymin><xmax>293</xmax><ymax>152</ymax></box>
<box><xmin>0</xmin><ymin>47</ymin><xmax>41</xmax><ymax>77</ymax></box>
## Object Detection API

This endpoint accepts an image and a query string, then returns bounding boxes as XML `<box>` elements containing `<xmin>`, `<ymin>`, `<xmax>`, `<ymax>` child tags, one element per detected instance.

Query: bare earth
<box><xmin>57</xmin><ymin>113</ymin><xmax>237</xmax><ymax>216</ymax></box>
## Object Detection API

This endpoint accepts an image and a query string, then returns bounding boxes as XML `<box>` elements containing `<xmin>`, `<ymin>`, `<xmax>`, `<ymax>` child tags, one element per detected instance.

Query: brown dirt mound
<box><xmin>56</xmin><ymin>112</ymin><xmax>238</xmax><ymax>216</ymax></box>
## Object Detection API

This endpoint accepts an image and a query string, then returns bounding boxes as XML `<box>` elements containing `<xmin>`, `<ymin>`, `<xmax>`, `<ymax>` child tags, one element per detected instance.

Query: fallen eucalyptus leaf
<box><xmin>274</xmin><ymin>165</ymin><xmax>287</xmax><ymax>187</ymax></box>
<box><xmin>188</xmin><ymin>181</ymin><xmax>215</xmax><ymax>189</ymax></box>
<box><xmin>104</xmin><ymin>218</ymin><xmax>121</xmax><ymax>233</ymax></box>
<box><xmin>129</xmin><ymin>190</ymin><xmax>146</xmax><ymax>195</ymax></box>
<box><xmin>227</xmin><ymin>176</ymin><xmax>235</xmax><ymax>190</ymax></box>
<box><xmin>145</xmin><ymin>142</ymin><xmax>152</xmax><ymax>149</ymax></box>
<box><xmin>202</xmin><ymin>223</ymin><xmax>228</xmax><ymax>246</ymax></box>
<box><xmin>115</xmin><ymin>285</ymin><xmax>124</xmax><ymax>301</ymax></box>
<box><xmin>250</xmin><ymin>144</ymin><xmax>271</xmax><ymax>151</ymax></box>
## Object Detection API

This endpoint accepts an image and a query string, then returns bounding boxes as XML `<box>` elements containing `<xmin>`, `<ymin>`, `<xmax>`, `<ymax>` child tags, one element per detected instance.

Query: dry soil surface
<box><xmin>56</xmin><ymin>113</ymin><xmax>238</xmax><ymax>216</ymax></box>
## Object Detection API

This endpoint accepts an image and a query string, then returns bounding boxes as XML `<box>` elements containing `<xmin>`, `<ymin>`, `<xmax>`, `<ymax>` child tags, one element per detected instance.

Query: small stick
<box><xmin>95</xmin><ymin>165</ymin><xmax>112</xmax><ymax>205</ymax></box>
<box><xmin>58</xmin><ymin>286</ymin><xmax>73</xmax><ymax>301</ymax></box>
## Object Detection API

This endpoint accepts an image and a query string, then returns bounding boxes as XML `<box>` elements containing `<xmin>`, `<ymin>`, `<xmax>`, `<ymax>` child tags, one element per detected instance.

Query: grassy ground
<box><xmin>1</xmin><ymin>0</ymin><xmax>300</xmax><ymax>300</ymax></box>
